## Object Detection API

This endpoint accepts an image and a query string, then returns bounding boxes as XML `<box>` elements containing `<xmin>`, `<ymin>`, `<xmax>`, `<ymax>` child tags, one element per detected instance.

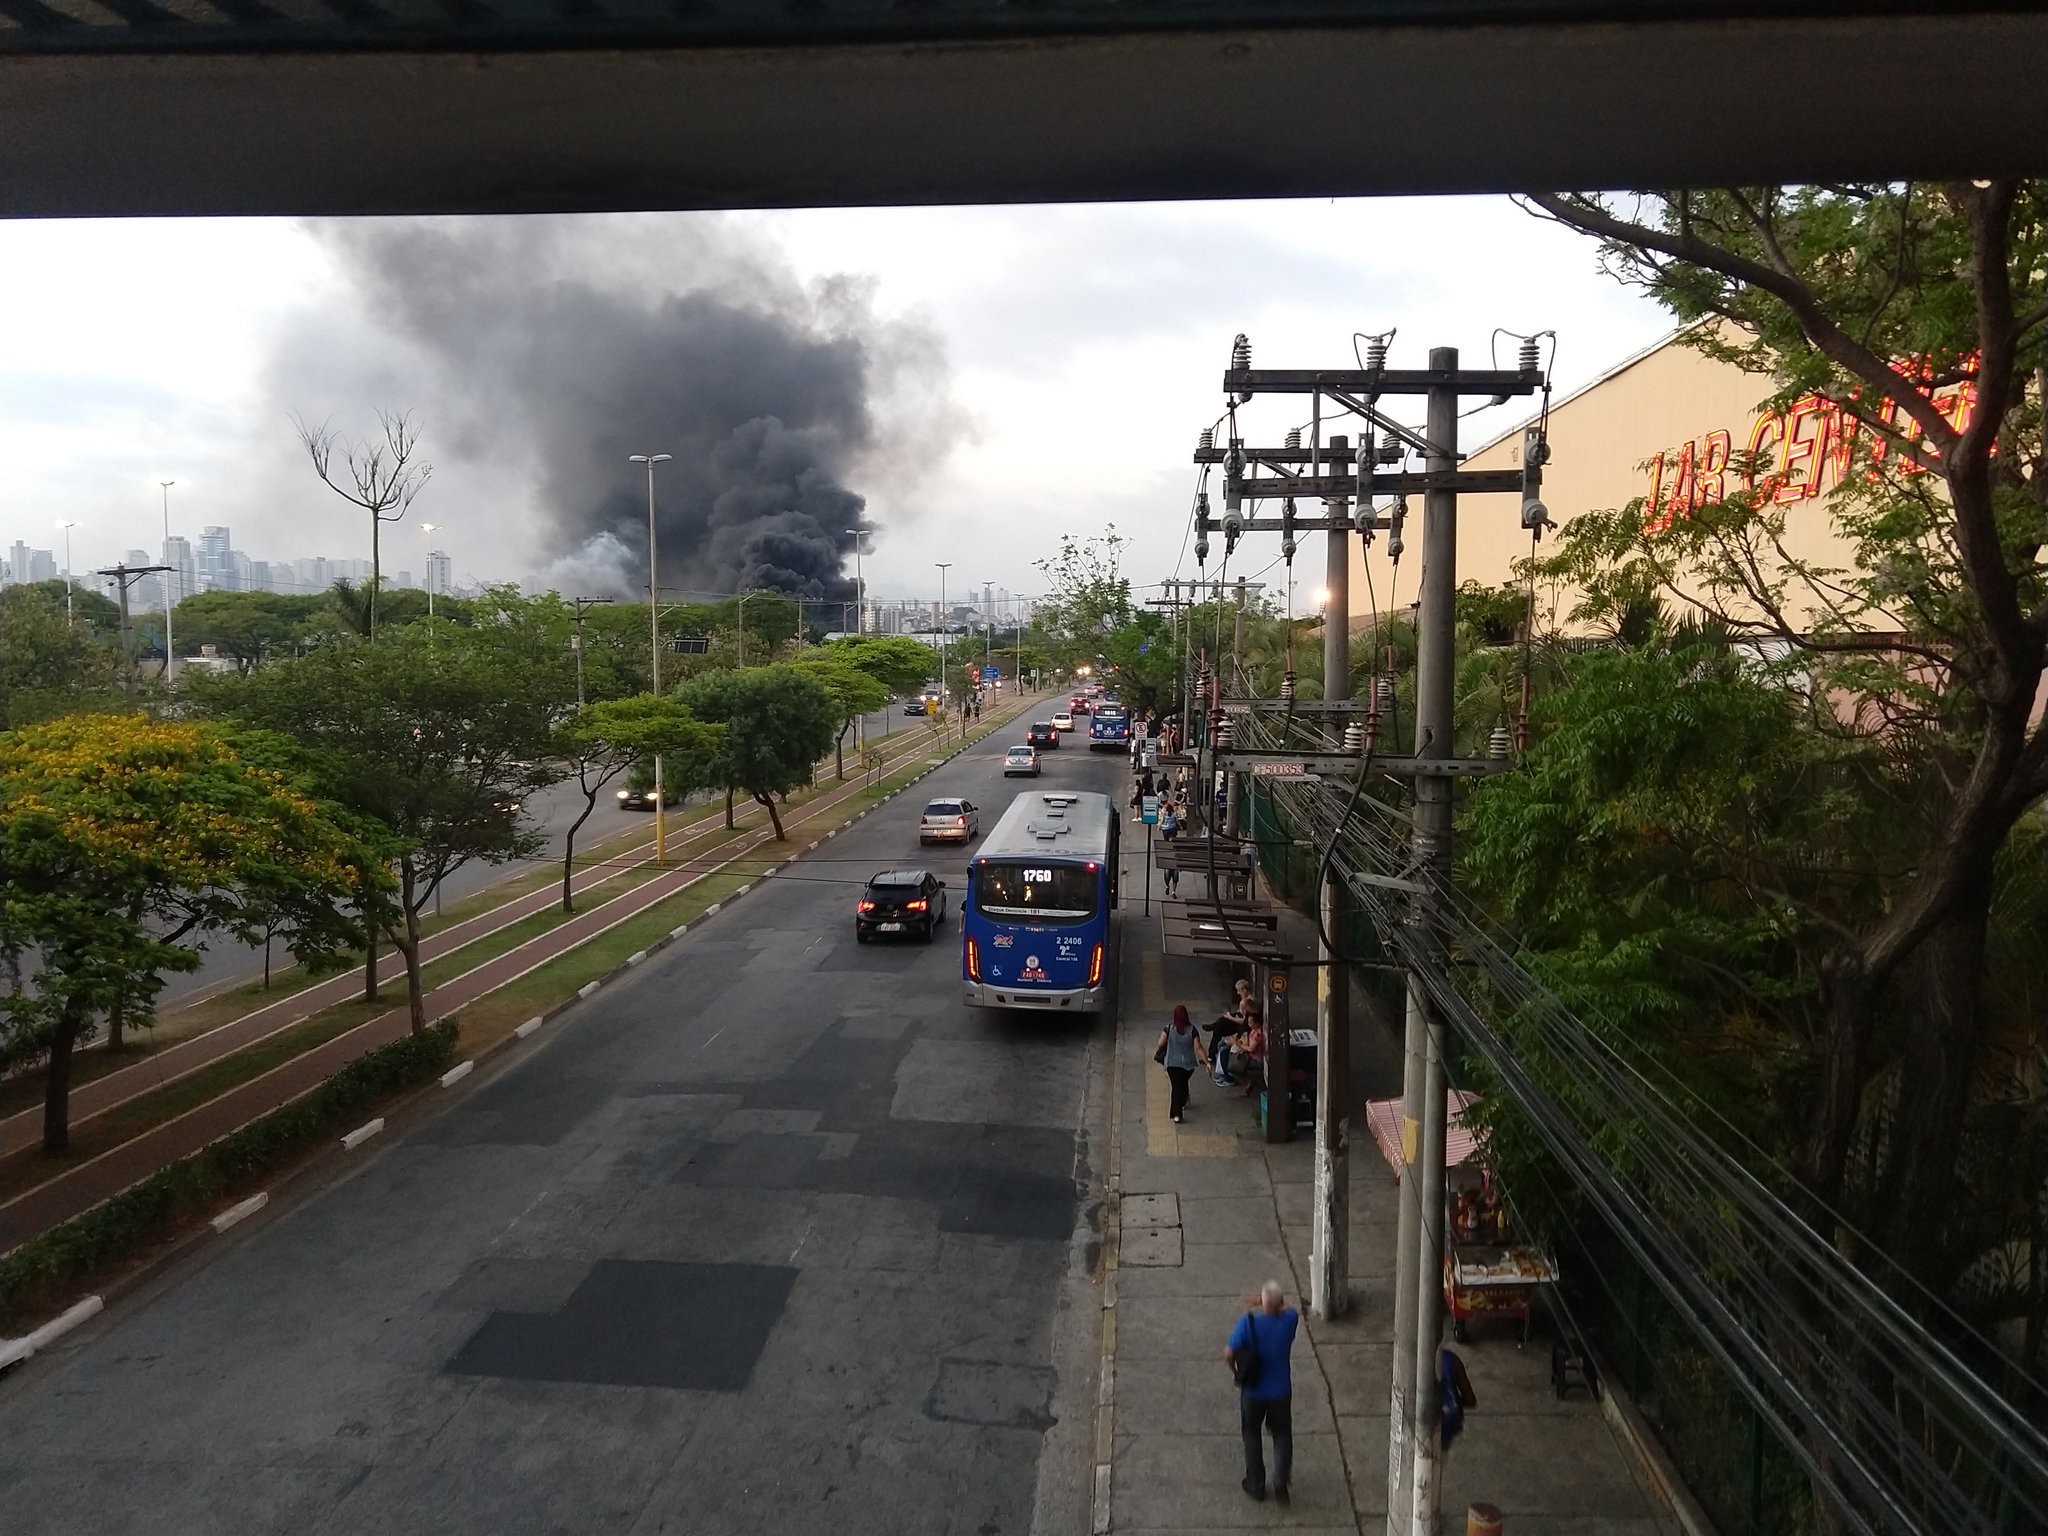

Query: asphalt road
<box><xmin>0</xmin><ymin>719</ymin><xmax>1121</xmax><ymax>1536</ymax></box>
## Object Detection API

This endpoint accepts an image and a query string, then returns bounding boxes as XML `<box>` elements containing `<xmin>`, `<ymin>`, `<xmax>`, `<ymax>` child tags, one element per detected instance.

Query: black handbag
<box><xmin>1154</xmin><ymin>1035</ymin><xmax>1169</xmax><ymax>1065</ymax></box>
<box><xmin>1231</xmin><ymin>1312</ymin><xmax>1260</xmax><ymax>1388</ymax></box>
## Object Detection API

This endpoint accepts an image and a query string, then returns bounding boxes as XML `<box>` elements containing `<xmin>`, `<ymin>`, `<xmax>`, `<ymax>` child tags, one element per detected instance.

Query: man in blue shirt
<box><xmin>1223</xmin><ymin>1280</ymin><xmax>1300</xmax><ymax>1503</ymax></box>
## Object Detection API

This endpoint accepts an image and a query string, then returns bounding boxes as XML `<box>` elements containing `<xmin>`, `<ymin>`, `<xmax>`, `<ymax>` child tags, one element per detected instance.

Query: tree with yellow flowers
<box><xmin>0</xmin><ymin>714</ymin><xmax>375</xmax><ymax>1153</ymax></box>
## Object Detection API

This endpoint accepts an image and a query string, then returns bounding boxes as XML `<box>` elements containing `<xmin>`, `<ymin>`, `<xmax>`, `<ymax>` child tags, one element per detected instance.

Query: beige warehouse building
<box><xmin>1346</xmin><ymin>328</ymin><xmax>1974</xmax><ymax>629</ymax></box>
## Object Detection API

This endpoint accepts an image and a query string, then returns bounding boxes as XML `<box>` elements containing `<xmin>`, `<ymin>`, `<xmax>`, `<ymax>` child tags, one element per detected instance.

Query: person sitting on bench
<box><xmin>1224</xmin><ymin>1007</ymin><xmax>1266</xmax><ymax>1098</ymax></box>
<box><xmin>1210</xmin><ymin>980</ymin><xmax>1254</xmax><ymax>1082</ymax></box>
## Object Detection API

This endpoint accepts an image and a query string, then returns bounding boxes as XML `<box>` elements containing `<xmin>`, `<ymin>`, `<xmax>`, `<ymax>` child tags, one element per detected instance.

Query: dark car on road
<box><xmin>616</xmin><ymin>783</ymin><xmax>679</xmax><ymax>810</ymax></box>
<box><xmin>856</xmin><ymin>869</ymin><xmax>948</xmax><ymax>942</ymax></box>
<box><xmin>1027</xmin><ymin>720</ymin><xmax>1059</xmax><ymax>749</ymax></box>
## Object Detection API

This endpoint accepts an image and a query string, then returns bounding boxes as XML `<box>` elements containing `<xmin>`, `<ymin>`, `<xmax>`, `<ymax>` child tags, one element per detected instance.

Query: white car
<box><xmin>1051</xmin><ymin>710</ymin><xmax>1075</xmax><ymax>732</ymax></box>
<box><xmin>919</xmin><ymin>797</ymin><xmax>981</xmax><ymax>843</ymax></box>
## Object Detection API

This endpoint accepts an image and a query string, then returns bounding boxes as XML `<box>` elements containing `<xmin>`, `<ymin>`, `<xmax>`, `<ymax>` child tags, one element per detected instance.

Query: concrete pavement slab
<box><xmin>1112</xmin><ymin>1430</ymin><xmax>1353</xmax><ymax>1529</ymax></box>
<box><xmin>1116</xmin><ymin>1356</ymin><xmax>1339</xmax><ymax>1438</ymax></box>
<box><xmin>1122</xmin><ymin>1191</ymin><xmax>1180</xmax><ymax>1229</ymax></box>
<box><xmin>1179</xmin><ymin>1194</ymin><xmax>1283</xmax><ymax>1245</ymax></box>
<box><xmin>1116</xmin><ymin>1247</ymin><xmax>1295</xmax><ymax>1299</ymax></box>
<box><xmin>1124</xmin><ymin>1225</ymin><xmax>1186</xmax><ymax>1266</ymax></box>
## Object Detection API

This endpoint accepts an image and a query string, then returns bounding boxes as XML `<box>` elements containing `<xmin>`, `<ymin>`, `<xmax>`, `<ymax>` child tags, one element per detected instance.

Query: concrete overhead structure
<box><xmin>1</xmin><ymin>4</ymin><xmax>2044</xmax><ymax>217</ymax></box>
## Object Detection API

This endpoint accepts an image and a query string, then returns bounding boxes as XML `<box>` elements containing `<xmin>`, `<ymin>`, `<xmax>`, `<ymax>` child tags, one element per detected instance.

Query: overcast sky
<box><xmin>0</xmin><ymin>196</ymin><xmax>1673</xmax><ymax>606</ymax></box>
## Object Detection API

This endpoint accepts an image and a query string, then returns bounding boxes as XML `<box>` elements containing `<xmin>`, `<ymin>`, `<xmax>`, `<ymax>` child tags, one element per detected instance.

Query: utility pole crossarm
<box><xmin>1222</xmin><ymin>366</ymin><xmax>1541</xmax><ymax>396</ymax></box>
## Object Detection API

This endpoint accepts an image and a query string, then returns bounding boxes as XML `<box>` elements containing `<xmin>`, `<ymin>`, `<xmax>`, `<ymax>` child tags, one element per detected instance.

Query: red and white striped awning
<box><xmin>1365</xmin><ymin>1091</ymin><xmax>1481</xmax><ymax>1180</ymax></box>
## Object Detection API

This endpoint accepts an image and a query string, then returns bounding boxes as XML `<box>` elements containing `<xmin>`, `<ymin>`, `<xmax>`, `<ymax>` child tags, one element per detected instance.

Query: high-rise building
<box><xmin>293</xmin><ymin>556</ymin><xmax>328</xmax><ymax>593</ymax></box>
<box><xmin>425</xmin><ymin>549</ymin><xmax>452</xmax><ymax>596</ymax></box>
<box><xmin>163</xmin><ymin>535</ymin><xmax>196</xmax><ymax>608</ymax></box>
<box><xmin>4</xmin><ymin>540</ymin><xmax>29</xmax><ymax>587</ymax></box>
<box><xmin>122</xmin><ymin>548</ymin><xmax>165</xmax><ymax>613</ymax></box>
<box><xmin>197</xmin><ymin>526</ymin><xmax>235</xmax><ymax>591</ymax></box>
<box><xmin>29</xmin><ymin>548</ymin><xmax>58</xmax><ymax>584</ymax></box>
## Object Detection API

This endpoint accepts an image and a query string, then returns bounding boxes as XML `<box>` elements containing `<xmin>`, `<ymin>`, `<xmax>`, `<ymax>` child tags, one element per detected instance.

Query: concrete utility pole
<box><xmin>1312</xmin><ymin>434</ymin><xmax>1352</xmax><ymax>1324</ymax></box>
<box><xmin>571</xmin><ymin>596</ymin><xmax>613</xmax><ymax>708</ymax></box>
<box><xmin>1390</xmin><ymin>350</ymin><xmax>1462</xmax><ymax>1534</ymax></box>
<box><xmin>1224</xmin><ymin>575</ymin><xmax>1250</xmax><ymax>838</ymax></box>
<box><xmin>95</xmin><ymin>561</ymin><xmax>173</xmax><ymax>689</ymax></box>
<box><xmin>935</xmin><ymin>563</ymin><xmax>952</xmax><ymax>709</ymax></box>
<box><xmin>630</xmin><ymin>452</ymin><xmax>672</xmax><ymax>862</ymax></box>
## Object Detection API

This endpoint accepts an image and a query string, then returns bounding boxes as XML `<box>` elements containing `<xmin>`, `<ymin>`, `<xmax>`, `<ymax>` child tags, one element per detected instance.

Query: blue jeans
<box><xmin>1240</xmin><ymin>1392</ymin><xmax>1292</xmax><ymax>1493</ymax></box>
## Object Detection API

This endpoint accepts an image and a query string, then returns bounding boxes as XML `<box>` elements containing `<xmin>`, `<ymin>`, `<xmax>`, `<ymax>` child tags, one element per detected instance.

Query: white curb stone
<box><xmin>438</xmin><ymin>1060</ymin><xmax>475</xmax><ymax>1087</ymax></box>
<box><xmin>211</xmin><ymin>1193</ymin><xmax>269</xmax><ymax>1233</ymax></box>
<box><xmin>340</xmin><ymin>1118</ymin><xmax>385</xmax><ymax>1150</ymax></box>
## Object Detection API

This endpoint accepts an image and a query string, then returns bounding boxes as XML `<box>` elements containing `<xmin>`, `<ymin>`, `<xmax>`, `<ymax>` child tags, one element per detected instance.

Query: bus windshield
<box><xmin>974</xmin><ymin>861</ymin><xmax>1099</xmax><ymax>921</ymax></box>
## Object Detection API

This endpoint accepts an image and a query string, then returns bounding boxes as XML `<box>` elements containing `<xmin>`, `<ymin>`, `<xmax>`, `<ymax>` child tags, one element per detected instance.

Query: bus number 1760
<box><xmin>1024</xmin><ymin>869</ymin><xmax>1054</xmax><ymax>882</ymax></box>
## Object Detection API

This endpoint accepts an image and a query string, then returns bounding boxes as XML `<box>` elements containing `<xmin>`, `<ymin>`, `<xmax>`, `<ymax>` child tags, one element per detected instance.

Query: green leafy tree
<box><xmin>0</xmin><ymin>585</ymin><xmax>124</xmax><ymax>727</ymax></box>
<box><xmin>1032</xmin><ymin>526</ymin><xmax>1135</xmax><ymax>668</ymax></box>
<box><xmin>1526</xmin><ymin>183</ymin><xmax>2048</xmax><ymax>1276</ymax></box>
<box><xmin>20</xmin><ymin>579</ymin><xmax>121</xmax><ymax>636</ymax></box>
<box><xmin>823</xmin><ymin>635</ymin><xmax>937</xmax><ymax>696</ymax></box>
<box><xmin>172</xmin><ymin>590</ymin><xmax>324</xmax><ymax>672</ymax></box>
<box><xmin>1100</xmin><ymin>610</ymin><xmax>1180</xmax><ymax>713</ymax></box>
<box><xmin>792</xmin><ymin>656</ymin><xmax>889</xmax><ymax>779</ymax></box>
<box><xmin>0</xmin><ymin>714</ymin><xmax>372</xmax><ymax>1152</ymax></box>
<box><xmin>192</xmin><ymin>626</ymin><xmax>561</xmax><ymax>1031</ymax></box>
<box><xmin>551</xmin><ymin>696</ymin><xmax>723</xmax><ymax>912</ymax></box>
<box><xmin>674</xmin><ymin>666</ymin><xmax>839</xmax><ymax>839</ymax></box>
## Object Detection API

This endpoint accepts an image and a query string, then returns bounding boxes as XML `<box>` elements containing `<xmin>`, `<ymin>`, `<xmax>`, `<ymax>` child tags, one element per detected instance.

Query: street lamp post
<box><xmin>844</xmin><ymin>528</ymin><xmax>865</xmax><ymax>635</ymax></box>
<box><xmin>160</xmin><ymin>481</ymin><xmax>177</xmax><ymax>682</ymax></box>
<box><xmin>982</xmin><ymin>580</ymin><xmax>996</xmax><ymax>696</ymax></box>
<box><xmin>630</xmin><ymin>452</ymin><xmax>673</xmax><ymax>862</ymax></box>
<box><xmin>419</xmin><ymin>522</ymin><xmax>443</xmax><ymax>623</ymax></box>
<box><xmin>55</xmin><ymin>521</ymin><xmax>77</xmax><ymax>626</ymax></box>
<box><xmin>935</xmin><ymin>562</ymin><xmax>951</xmax><ymax>711</ymax></box>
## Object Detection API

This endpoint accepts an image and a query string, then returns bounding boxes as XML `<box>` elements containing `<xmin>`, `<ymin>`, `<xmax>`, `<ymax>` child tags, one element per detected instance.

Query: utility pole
<box><xmin>1189</xmin><ymin>349</ymin><xmax>1544</xmax><ymax>1430</ymax></box>
<box><xmin>1390</xmin><ymin>349</ymin><xmax>1462</xmax><ymax>1534</ymax></box>
<box><xmin>935</xmin><ymin>563</ymin><xmax>952</xmax><ymax>710</ymax></box>
<box><xmin>95</xmin><ymin>561</ymin><xmax>173</xmax><ymax>689</ymax></box>
<box><xmin>571</xmin><ymin>596</ymin><xmax>613</xmax><ymax>708</ymax></box>
<box><xmin>1224</xmin><ymin>575</ymin><xmax>1250</xmax><ymax>838</ymax></box>
<box><xmin>630</xmin><ymin>452</ymin><xmax>672</xmax><ymax>863</ymax></box>
<box><xmin>160</xmin><ymin>481</ymin><xmax>178</xmax><ymax>684</ymax></box>
<box><xmin>1312</xmin><ymin>435</ymin><xmax>1352</xmax><ymax>1325</ymax></box>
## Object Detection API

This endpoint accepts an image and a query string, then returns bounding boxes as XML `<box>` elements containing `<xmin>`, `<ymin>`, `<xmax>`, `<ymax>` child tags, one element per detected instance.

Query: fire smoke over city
<box><xmin>301</xmin><ymin>217</ymin><xmax>954</xmax><ymax>602</ymax></box>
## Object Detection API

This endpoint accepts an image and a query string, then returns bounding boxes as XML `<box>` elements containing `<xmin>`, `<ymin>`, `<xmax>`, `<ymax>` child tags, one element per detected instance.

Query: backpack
<box><xmin>1231</xmin><ymin>1312</ymin><xmax>1261</xmax><ymax>1389</ymax></box>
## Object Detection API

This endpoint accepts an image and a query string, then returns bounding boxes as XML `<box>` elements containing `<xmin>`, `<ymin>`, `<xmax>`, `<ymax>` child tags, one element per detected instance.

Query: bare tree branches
<box><xmin>293</xmin><ymin>410</ymin><xmax>431</xmax><ymax>640</ymax></box>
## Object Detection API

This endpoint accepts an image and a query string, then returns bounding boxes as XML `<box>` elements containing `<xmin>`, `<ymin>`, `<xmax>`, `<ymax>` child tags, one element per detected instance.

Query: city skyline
<box><xmin>1</xmin><ymin>521</ymin><xmax>448</xmax><ymax>611</ymax></box>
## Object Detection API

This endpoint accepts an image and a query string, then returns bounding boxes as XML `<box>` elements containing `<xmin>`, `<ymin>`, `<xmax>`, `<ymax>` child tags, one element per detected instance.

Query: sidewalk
<box><xmin>1101</xmin><ymin>905</ymin><xmax>1677</xmax><ymax>1535</ymax></box>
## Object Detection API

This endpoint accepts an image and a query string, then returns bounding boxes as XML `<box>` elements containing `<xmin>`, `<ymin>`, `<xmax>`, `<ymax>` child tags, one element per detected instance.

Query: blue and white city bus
<box><xmin>1087</xmin><ymin>699</ymin><xmax>1130</xmax><ymax>752</ymax></box>
<box><xmin>962</xmin><ymin>791</ymin><xmax>1120</xmax><ymax>1012</ymax></box>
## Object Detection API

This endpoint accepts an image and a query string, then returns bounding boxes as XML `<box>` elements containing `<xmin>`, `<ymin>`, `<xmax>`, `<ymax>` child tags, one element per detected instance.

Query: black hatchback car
<box><xmin>1027</xmin><ymin>720</ymin><xmax>1059</xmax><ymax>749</ymax></box>
<box><xmin>856</xmin><ymin>869</ymin><xmax>949</xmax><ymax>943</ymax></box>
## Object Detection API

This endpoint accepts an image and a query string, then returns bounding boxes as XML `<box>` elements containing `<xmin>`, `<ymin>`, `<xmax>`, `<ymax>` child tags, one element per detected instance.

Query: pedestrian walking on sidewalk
<box><xmin>1155</xmin><ymin>1004</ymin><xmax>1209</xmax><ymax>1123</ymax></box>
<box><xmin>1225</xmin><ymin>1281</ymin><xmax>1300</xmax><ymax>1504</ymax></box>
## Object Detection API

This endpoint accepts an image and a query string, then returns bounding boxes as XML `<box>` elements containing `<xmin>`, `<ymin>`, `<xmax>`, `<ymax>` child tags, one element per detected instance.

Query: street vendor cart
<box><xmin>1365</xmin><ymin>1091</ymin><xmax>1560</xmax><ymax>1344</ymax></box>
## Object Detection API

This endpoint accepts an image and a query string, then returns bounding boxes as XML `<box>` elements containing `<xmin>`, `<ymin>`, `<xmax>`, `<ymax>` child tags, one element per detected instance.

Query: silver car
<box><xmin>919</xmin><ymin>797</ymin><xmax>981</xmax><ymax>843</ymax></box>
<box><xmin>1003</xmin><ymin>745</ymin><xmax>1041</xmax><ymax>777</ymax></box>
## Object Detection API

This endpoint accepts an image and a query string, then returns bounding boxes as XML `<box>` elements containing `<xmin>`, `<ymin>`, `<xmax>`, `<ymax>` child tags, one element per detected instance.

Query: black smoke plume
<box><xmin>301</xmin><ymin>217</ymin><xmax>951</xmax><ymax>603</ymax></box>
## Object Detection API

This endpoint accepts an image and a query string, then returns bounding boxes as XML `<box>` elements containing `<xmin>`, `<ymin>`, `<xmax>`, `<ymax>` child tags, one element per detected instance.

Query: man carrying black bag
<box><xmin>1223</xmin><ymin>1280</ymin><xmax>1300</xmax><ymax>1504</ymax></box>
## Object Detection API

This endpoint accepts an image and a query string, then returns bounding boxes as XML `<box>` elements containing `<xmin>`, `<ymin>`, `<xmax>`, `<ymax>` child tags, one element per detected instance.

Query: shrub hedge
<box><xmin>1</xmin><ymin>1021</ymin><xmax>458</xmax><ymax>1334</ymax></box>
